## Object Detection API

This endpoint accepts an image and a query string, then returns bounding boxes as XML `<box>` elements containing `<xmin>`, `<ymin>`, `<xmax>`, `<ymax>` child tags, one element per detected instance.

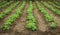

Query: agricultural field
<box><xmin>0</xmin><ymin>0</ymin><xmax>60</xmax><ymax>35</ymax></box>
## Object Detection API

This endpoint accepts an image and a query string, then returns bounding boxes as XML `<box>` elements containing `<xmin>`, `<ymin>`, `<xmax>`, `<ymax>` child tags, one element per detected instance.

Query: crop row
<box><xmin>36</xmin><ymin>1</ymin><xmax>57</xmax><ymax>29</ymax></box>
<box><xmin>0</xmin><ymin>1</ymin><xmax>13</xmax><ymax>8</ymax></box>
<box><xmin>1</xmin><ymin>1</ymin><xmax>26</xmax><ymax>30</ymax></box>
<box><xmin>53</xmin><ymin>2</ymin><xmax>60</xmax><ymax>6</ymax></box>
<box><xmin>48</xmin><ymin>1</ymin><xmax>60</xmax><ymax>9</ymax></box>
<box><xmin>0</xmin><ymin>1</ymin><xmax>19</xmax><ymax>19</ymax></box>
<box><xmin>0</xmin><ymin>1</ymin><xmax>7</xmax><ymax>6</ymax></box>
<box><xmin>41</xmin><ymin>1</ymin><xmax>60</xmax><ymax>16</ymax></box>
<box><xmin>26</xmin><ymin>1</ymin><xmax>37</xmax><ymax>31</ymax></box>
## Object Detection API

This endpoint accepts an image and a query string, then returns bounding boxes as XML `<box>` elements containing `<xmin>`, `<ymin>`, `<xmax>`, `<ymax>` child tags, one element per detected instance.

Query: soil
<box><xmin>40</xmin><ymin>2</ymin><xmax>60</xmax><ymax>35</ymax></box>
<box><xmin>0</xmin><ymin>1</ymin><xmax>60</xmax><ymax>35</ymax></box>
<box><xmin>33</xmin><ymin>2</ymin><xmax>48</xmax><ymax>32</ymax></box>
<box><xmin>41</xmin><ymin>2</ymin><xmax>60</xmax><ymax>27</ymax></box>
<box><xmin>0</xmin><ymin>2</ymin><xmax>20</xmax><ymax>32</ymax></box>
<box><xmin>0</xmin><ymin>1</ymin><xmax>14</xmax><ymax>13</ymax></box>
<box><xmin>13</xmin><ymin>3</ymin><xmax>28</xmax><ymax>33</ymax></box>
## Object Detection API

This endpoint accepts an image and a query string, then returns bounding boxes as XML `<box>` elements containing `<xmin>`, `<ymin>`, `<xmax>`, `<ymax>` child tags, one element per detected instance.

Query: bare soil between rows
<box><xmin>0</xmin><ymin>2</ymin><xmax>60</xmax><ymax>35</ymax></box>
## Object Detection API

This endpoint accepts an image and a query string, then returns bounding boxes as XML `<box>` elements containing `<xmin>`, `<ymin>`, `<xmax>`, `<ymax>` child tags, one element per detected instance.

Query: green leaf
<box><xmin>50</xmin><ymin>22</ymin><xmax>57</xmax><ymax>29</ymax></box>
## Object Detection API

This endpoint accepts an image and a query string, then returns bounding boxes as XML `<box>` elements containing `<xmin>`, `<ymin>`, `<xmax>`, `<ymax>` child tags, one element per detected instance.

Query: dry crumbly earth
<box><xmin>0</xmin><ymin>2</ymin><xmax>60</xmax><ymax>35</ymax></box>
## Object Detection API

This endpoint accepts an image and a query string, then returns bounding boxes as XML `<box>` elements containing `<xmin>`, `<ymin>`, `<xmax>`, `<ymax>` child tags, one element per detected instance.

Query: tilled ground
<box><xmin>0</xmin><ymin>2</ymin><xmax>60</xmax><ymax>35</ymax></box>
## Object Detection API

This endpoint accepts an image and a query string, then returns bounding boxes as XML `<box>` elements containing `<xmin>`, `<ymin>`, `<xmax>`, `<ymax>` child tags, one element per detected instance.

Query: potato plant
<box><xmin>26</xmin><ymin>1</ymin><xmax>37</xmax><ymax>31</ymax></box>
<box><xmin>41</xmin><ymin>2</ymin><xmax>60</xmax><ymax>16</ymax></box>
<box><xmin>1</xmin><ymin>1</ymin><xmax>26</xmax><ymax>31</ymax></box>
<box><xmin>48</xmin><ymin>1</ymin><xmax>60</xmax><ymax>9</ymax></box>
<box><xmin>0</xmin><ymin>1</ymin><xmax>19</xmax><ymax>19</ymax></box>
<box><xmin>36</xmin><ymin>1</ymin><xmax>57</xmax><ymax>29</ymax></box>
<box><xmin>0</xmin><ymin>1</ymin><xmax>13</xmax><ymax>8</ymax></box>
<box><xmin>0</xmin><ymin>1</ymin><xmax>7</xmax><ymax>6</ymax></box>
<box><xmin>53</xmin><ymin>1</ymin><xmax>60</xmax><ymax>6</ymax></box>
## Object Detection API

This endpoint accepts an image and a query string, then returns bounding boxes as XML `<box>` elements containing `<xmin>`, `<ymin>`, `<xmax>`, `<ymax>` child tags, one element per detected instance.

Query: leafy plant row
<box><xmin>53</xmin><ymin>2</ymin><xmax>60</xmax><ymax>6</ymax></box>
<box><xmin>36</xmin><ymin>1</ymin><xmax>57</xmax><ymax>29</ymax></box>
<box><xmin>26</xmin><ymin>1</ymin><xmax>37</xmax><ymax>31</ymax></box>
<box><xmin>41</xmin><ymin>2</ymin><xmax>60</xmax><ymax>16</ymax></box>
<box><xmin>1</xmin><ymin>1</ymin><xmax>26</xmax><ymax>30</ymax></box>
<box><xmin>48</xmin><ymin>1</ymin><xmax>60</xmax><ymax>9</ymax></box>
<box><xmin>0</xmin><ymin>1</ymin><xmax>13</xmax><ymax>8</ymax></box>
<box><xmin>0</xmin><ymin>1</ymin><xmax>19</xmax><ymax>19</ymax></box>
<box><xmin>0</xmin><ymin>1</ymin><xmax>7</xmax><ymax>6</ymax></box>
